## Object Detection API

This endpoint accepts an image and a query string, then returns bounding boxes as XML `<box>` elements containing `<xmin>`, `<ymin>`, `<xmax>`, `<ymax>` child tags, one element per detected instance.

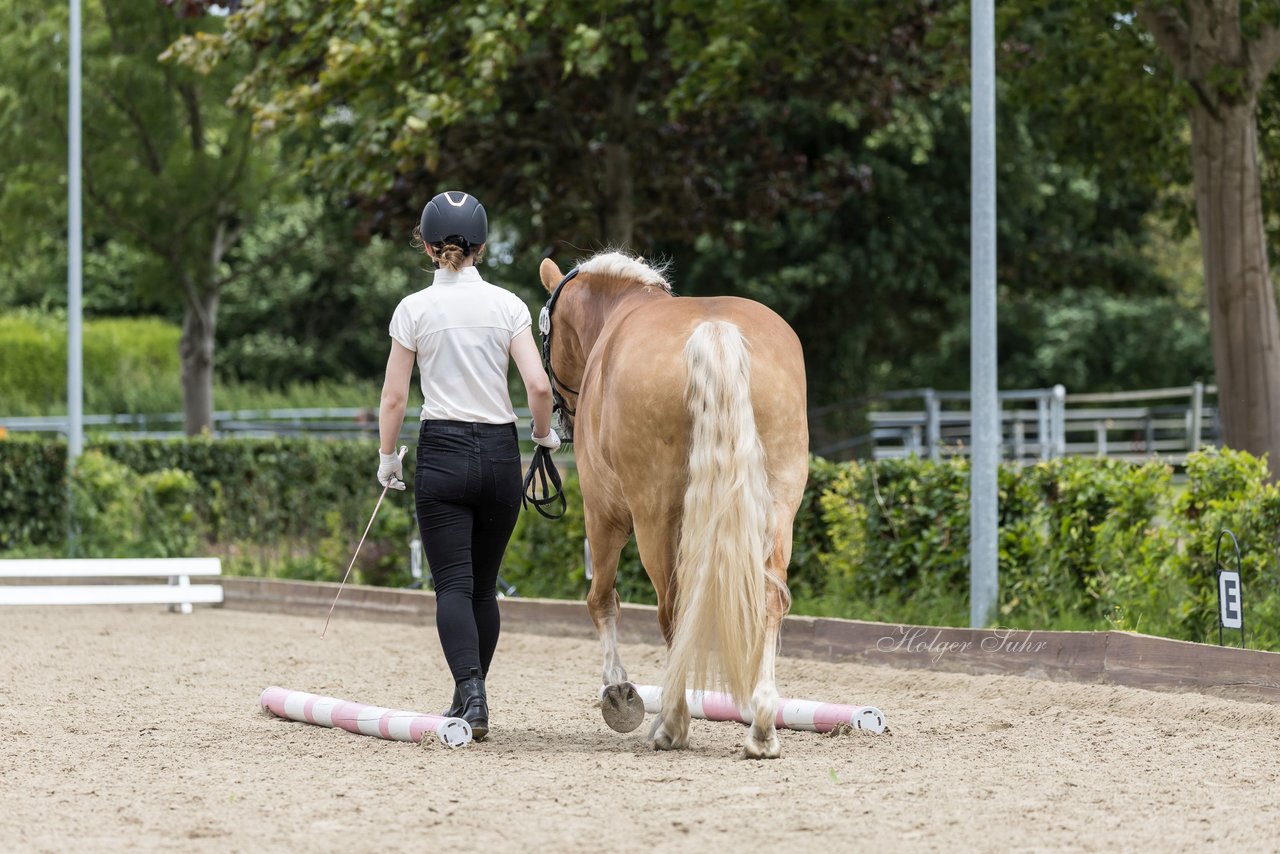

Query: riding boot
<box><xmin>443</xmin><ymin>665</ymin><xmax>486</xmax><ymax>718</ymax></box>
<box><xmin>456</xmin><ymin>669</ymin><xmax>489</xmax><ymax>741</ymax></box>
<box><xmin>443</xmin><ymin>685</ymin><xmax>463</xmax><ymax>718</ymax></box>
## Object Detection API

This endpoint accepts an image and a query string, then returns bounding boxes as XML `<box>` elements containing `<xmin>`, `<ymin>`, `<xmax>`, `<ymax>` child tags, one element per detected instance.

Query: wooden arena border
<box><xmin>222</xmin><ymin>577</ymin><xmax>1280</xmax><ymax>704</ymax></box>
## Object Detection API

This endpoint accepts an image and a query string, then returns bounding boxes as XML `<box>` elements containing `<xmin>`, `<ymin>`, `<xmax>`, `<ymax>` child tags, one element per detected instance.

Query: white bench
<box><xmin>0</xmin><ymin>558</ymin><xmax>223</xmax><ymax>613</ymax></box>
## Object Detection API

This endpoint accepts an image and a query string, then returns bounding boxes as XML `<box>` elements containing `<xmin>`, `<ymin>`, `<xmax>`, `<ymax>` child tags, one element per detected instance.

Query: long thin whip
<box><xmin>321</xmin><ymin>445</ymin><xmax>407</xmax><ymax>638</ymax></box>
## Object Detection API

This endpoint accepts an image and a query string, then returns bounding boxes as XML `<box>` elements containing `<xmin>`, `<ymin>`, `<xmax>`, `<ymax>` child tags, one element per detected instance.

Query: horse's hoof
<box><xmin>601</xmin><ymin>682</ymin><xmax>645</xmax><ymax>733</ymax></box>
<box><xmin>742</xmin><ymin>729</ymin><xmax>781</xmax><ymax>760</ymax></box>
<box><xmin>652</xmin><ymin>725</ymin><xmax>688</xmax><ymax>751</ymax></box>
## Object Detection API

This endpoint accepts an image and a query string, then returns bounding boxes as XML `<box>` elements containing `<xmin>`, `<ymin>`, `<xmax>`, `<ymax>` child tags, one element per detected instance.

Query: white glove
<box><xmin>377</xmin><ymin>449</ymin><xmax>406</xmax><ymax>490</ymax></box>
<box><xmin>532</xmin><ymin>427</ymin><xmax>561</xmax><ymax>451</ymax></box>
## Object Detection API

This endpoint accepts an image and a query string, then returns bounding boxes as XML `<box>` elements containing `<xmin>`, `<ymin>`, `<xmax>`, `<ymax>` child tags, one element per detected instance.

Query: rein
<box><xmin>522</xmin><ymin>266</ymin><xmax>580</xmax><ymax>520</ymax></box>
<box><xmin>521</xmin><ymin>445</ymin><xmax>567</xmax><ymax>519</ymax></box>
<box><xmin>538</xmin><ymin>267</ymin><xmax>581</xmax><ymax>425</ymax></box>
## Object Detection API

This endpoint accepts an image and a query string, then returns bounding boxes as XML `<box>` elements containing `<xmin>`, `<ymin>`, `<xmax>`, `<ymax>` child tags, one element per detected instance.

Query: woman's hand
<box><xmin>377</xmin><ymin>448</ymin><xmax>407</xmax><ymax>490</ymax></box>
<box><xmin>532</xmin><ymin>428</ymin><xmax>561</xmax><ymax>451</ymax></box>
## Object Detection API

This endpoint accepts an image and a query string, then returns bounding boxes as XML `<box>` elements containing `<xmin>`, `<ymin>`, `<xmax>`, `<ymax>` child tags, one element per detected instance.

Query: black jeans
<box><xmin>414</xmin><ymin>419</ymin><xmax>522</xmax><ymax>682</ymax></box>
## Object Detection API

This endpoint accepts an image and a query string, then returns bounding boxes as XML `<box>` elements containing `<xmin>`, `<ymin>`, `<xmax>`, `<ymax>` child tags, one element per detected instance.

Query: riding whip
<box><xmin>321</xmin><ymin>445</ymin><xmax>407</xmax><ymax>638</ymax></box>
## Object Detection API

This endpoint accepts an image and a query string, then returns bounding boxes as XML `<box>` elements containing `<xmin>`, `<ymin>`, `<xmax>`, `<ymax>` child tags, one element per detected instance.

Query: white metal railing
<box><xmin>0</xmin><ymin>406</ymin><xmax>531</xmax><ymax>442</ymax></box>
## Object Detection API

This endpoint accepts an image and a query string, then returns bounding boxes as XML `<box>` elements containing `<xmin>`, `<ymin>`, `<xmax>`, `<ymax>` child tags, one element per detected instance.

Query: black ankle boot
<box><xmin>456</xmin><ymin>670</ymin><xmax>489</xmax><ymax>741</ymax></box>
<box><xmin>443</xmin><ymin>685</ymin><xmax>463</xmax><ymax>718</ymax></box>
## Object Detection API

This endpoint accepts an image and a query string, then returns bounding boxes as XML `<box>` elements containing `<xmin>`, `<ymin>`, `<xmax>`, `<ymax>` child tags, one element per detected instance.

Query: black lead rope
<box><xmin>522</xmin><ymin>444</ymin><xmax>567</xmax><ymax>519</ymax></box>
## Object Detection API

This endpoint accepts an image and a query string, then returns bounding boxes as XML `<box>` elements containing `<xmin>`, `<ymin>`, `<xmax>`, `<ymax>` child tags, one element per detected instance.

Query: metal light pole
<box><xmin>67</xmin><ymin>0</ymin><xmax>84</xmax><ymax>462</ymax></box>
<box><xmin>970</xmin><ymin>0</ymin><xmax>999</xmax><ymax>627</ymax></box>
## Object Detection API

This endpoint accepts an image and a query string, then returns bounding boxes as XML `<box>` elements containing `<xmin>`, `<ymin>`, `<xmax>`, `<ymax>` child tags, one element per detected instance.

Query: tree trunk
<box><xmin>600</xmin><ymin>70</ymin><xmax>638</xmax><ymax>248</ymax></box>
<box><xmin>180</xmin><ymin>283</ymin><xmax>218</xmax><ymax>435</ymax></box>
<box><xmin>1137</xmin><ymin>2</ymin><xmax>1280</xmax><ymax>474</ymax></box>
<box><xmin>1190</xmin><ymin>98</ymin><xmax>1280</xmax><ymax>467</ymax></box>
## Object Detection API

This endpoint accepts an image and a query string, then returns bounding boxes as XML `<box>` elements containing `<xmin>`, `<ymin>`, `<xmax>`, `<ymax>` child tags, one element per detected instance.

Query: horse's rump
<box><xmin>592</xmin><ymin>297</ymin><xmax>807</xmax><ymax>454</ymax></box>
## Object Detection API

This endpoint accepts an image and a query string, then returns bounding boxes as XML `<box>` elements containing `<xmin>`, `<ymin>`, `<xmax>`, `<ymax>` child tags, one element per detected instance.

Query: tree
<box><xmin>1137</xmin><ymin>1</ymin><xmax>1280</xmax><ymax>469</ymax></box>
<box><xmin>164</xmin><ymin>0</ymin><xmax>1208</xmax><ymax>410</ymax></box>
<box><xmin>214</xmin><ymin>197</ymin><xmax>414</xmax><ymax>386</ymax></box>
<box><xmin>1003</xmin><ymin>1</ymin><xmax>1280</xmax><ymax>470</ymax></box>
<box><xmin>664</xmin><ymin>85</ymin><xmax>1200</xmax><ymax>401</ymax></box>
<box><xmin>165</xmin><ymin>1</ymin><xmax>944</xmax><ymax>252</ymax></box>
<box><xmin>0</xmin><ymin>0</ymin><xmax>269</xmax><ymax>432</ymax></box>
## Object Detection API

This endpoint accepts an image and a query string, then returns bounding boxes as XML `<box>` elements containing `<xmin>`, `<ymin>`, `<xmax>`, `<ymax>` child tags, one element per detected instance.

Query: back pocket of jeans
<box><xmin>416</xmin><ymin>453</ymin><xmax>470</xmax><ymax>501</ymax></box>
<box><xmin>490</xmin><ymin>455</ymin><xmax>523</xmax><ymax>508</ymax></box>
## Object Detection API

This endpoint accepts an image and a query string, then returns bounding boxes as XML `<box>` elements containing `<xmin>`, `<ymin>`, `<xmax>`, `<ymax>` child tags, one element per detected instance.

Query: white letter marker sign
<box><xmin>1218</xmin><ymin>570</ymin><xmax>1243</xmax><ymax>630</ymax></box>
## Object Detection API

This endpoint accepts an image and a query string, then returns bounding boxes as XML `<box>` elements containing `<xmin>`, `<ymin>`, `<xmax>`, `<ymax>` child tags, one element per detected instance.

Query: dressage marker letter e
<box><xmin>1218</xmin><ymin>570</ymin><xmax>1242</xmax><ymax>630</ymax></box>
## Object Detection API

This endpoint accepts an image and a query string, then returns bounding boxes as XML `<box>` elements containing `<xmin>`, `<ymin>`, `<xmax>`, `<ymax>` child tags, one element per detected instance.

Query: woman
<box><xmin>376</xmin><ymin>190</ymin><xmax>558</xmax><ymax>741</ymax></box>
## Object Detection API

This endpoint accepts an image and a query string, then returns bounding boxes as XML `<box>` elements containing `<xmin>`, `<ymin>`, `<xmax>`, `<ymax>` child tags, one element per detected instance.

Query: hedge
<box><xmin>0</xmin><ymin>312</ymin><xmax>183</xmax><ymax>414</ymax></box>
<box><xmin>0</xmin><ymin>436</ymin><xmax>417</xmax><ymax>585</ymax></box>
<box><xmin>814</xmin><ymin>449</ymin><xmax>1280</xmax><ymax>647</ymax></box>
<box><xmin>2</xmin><ymin>437</ymin><xmax>1276</xmax><ymax>650</ymax></box>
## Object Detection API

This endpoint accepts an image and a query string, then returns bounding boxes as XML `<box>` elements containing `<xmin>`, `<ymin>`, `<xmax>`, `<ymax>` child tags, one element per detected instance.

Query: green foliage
<box><xmin>92</xmin><ymin>437</ymin><xmax>400</xmax><ymax>550</ymax></box>
<box><xmin>0</xmin><ymin>312</ymin><xmax>182</xmax><ymax>414</ymax></box>
<box><xmin>501</xmin><ymin>467</ymin><xmax>650</xmax><ymax>603</ymax></box>
<box><xmin>5</xmin><ymin>0</ymin><xmax>1222</xmax><ymax>412</ymax></box>
<box><xmin>0</xmin><ymin>0</ymin><xmax>279</xmax><ymax>430</ymax></box>
<box><xmin>68</xmin><ymin>450</ymin><xmax>198</xmax><ymax>558</ymax></box>
<box><xmin>819</xmin><ymin>457</ymin><xmax>971</xmax><ymax>601</ymax></box>
<box><xmin>811</xmin><ymin>449</ymin><xmax>1280</xmax><ymax>651</ymax></box>
<box><xmin>785</xmin><ymin>455</ymin><xmax>844</xmax><ymax>604</ymax></box>
<box><xmin>0</xmin><ymin>0</ymin><xmax>267</xmax><ymax>285</ymax></box>
<box><xmin>207</xmin><ymin>379</ymin><xmax>386</xmax><ymax>413</ymax></box>
<box><xmin>302</xmin><ymin>504</ymin><xmax>416</xmax><ymax>588</ymax></box>
<box><xmin>500</xmin><ymin>467</ymin><xmax>590</xmax><ymax>600</ymax></box>
<box><xmin>215</xmin><ymin>198</ymin><xmax>416</xmax><ymax>386</ymax></box>
<box><xmin>997</xmin><ymin>289</ymin><xmax>1212</xmax><ymax>392</ymax></box>
<box><xmin>1019</xmin><ymin>456</ymin><xmax>1179</xmax><ymax>626</ymax></box>
<box><xmin>170</xmin><ymin>0</ymin><xmax>945</xmax><ymax>243</ymax></box>
<box><xmin>669</xmin><ymin>88</ymin><xmax>1193</xmax><ymax>400</ymax></box>
<box><xmin>0</xmin><ymin>308</ymin><xmax>391</xmax><ymax>415</ymax></box>
<box><xmin>995</xmin><ymin>2</ymin><xmax>1190</xmax><ymax>202</ymax></box>
<box><xmin>0</xmin><ymin>436</ymin><xmax>66</xmax><ymax>551</ymax></box>
<box><xmin>1170</xmin><ymin>448</ymin><xmax>1280</xmax><ymax>645</ymax></box>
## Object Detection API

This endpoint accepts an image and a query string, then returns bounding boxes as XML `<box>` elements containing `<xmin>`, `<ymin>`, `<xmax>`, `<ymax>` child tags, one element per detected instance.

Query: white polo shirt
<box><xmin>388</xmin><ymin>266</ymin><xmax>532</xmax><ymax>424</ymax></box>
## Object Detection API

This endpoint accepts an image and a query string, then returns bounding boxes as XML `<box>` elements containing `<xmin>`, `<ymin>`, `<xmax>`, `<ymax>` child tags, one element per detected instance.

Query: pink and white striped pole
<box><xmin>260</xmin><ymin>687</ymin><xmax>472</xmax><ymax>748</ymax></box>
<box><xmin>625</xmin><ymin>684</ymin><xmax>887</xmax><ymax>734</ymax></box>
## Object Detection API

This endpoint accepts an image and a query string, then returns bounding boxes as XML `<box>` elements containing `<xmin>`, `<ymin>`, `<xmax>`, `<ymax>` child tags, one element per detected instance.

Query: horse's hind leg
<box><xmin>587</xmin><ymin>515</ymin><xmax>645</xmax><ymax>732</ymax></box>
<box><xmin>742</xmin><ymin>530</ymin><xmax>792</xmax><ymax>759</ymax></box>
<box><xmin>631</xmin><ymin>515</ymin><xmax>690</xmax><ymax>751</ymax></box>
<box><xmin>742</xmin><ymin>608</ymin><xmax>782</xmax><ymax>759</ymax></box>
<box><xmin>652</xmin><ymin>684</ymin><xmax>689</xmax><ymax>751</ymax></box>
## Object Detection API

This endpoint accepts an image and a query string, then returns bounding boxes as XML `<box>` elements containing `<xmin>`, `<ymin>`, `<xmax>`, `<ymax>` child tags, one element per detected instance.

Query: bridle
<box><xmin>522</xmin><ymin>265</ymin><xmax>581</xmax><ymax>520</ymax></box>
<box><xmin>538</xmin><ymin>266</ymin><xmax>581</xmax><ymax>438</ymax></box>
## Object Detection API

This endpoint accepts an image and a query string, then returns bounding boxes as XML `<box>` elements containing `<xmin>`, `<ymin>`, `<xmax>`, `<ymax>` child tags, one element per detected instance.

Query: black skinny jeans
<box><xmin>414</xmin><ymin>419</ymin><xmax>522</xmax><ymax>682</ymax></box>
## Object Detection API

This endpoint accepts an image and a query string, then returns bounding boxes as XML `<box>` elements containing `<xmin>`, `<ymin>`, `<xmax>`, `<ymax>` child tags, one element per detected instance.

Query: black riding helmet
<box><xmin>419</xmin><ymin>191</ymin><xmax>488</xmax><ymax>252</ymax></box>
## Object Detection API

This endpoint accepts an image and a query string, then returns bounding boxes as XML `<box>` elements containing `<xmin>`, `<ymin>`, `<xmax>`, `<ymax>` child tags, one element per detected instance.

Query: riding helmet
<box><xmin>419</xmin><ymin>191</ymin><xmax>488</xmax><ymax>247</ymax></box>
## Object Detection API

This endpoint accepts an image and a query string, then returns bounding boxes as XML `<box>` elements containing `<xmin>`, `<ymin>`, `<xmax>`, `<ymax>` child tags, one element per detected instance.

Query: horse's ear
<box><xmin>539</xmin><ymin>258</ymin><xmax>563</xmax><ymax>293</ymax></box>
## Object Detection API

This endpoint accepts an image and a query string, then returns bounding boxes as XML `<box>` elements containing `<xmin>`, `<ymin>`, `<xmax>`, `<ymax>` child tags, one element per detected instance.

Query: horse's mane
<box><xmin>577</xmin><ymin>251</ymin><xmax>673</xmax><ymax>293</ymax></box>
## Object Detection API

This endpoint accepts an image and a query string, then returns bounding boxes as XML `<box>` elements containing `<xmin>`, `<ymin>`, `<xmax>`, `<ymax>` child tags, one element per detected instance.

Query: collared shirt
<box><xmin>388</xmin><ymin>266</ymin><xmax>532</xmax><ymax>424</ymax></box>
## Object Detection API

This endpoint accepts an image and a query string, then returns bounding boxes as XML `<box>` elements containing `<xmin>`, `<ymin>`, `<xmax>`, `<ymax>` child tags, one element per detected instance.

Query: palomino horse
<box><xmin>537</xmin><ymin>251</ymin><xmax>809</xmax><ymax>759</ymax></box>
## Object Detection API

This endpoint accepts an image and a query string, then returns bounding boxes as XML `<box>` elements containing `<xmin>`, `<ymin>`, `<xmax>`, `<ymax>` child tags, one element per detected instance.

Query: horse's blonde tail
<box><xmin>663</xmin><ymin>320</ymin><xmax>776</xmax><ymax>709</ymax></box>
